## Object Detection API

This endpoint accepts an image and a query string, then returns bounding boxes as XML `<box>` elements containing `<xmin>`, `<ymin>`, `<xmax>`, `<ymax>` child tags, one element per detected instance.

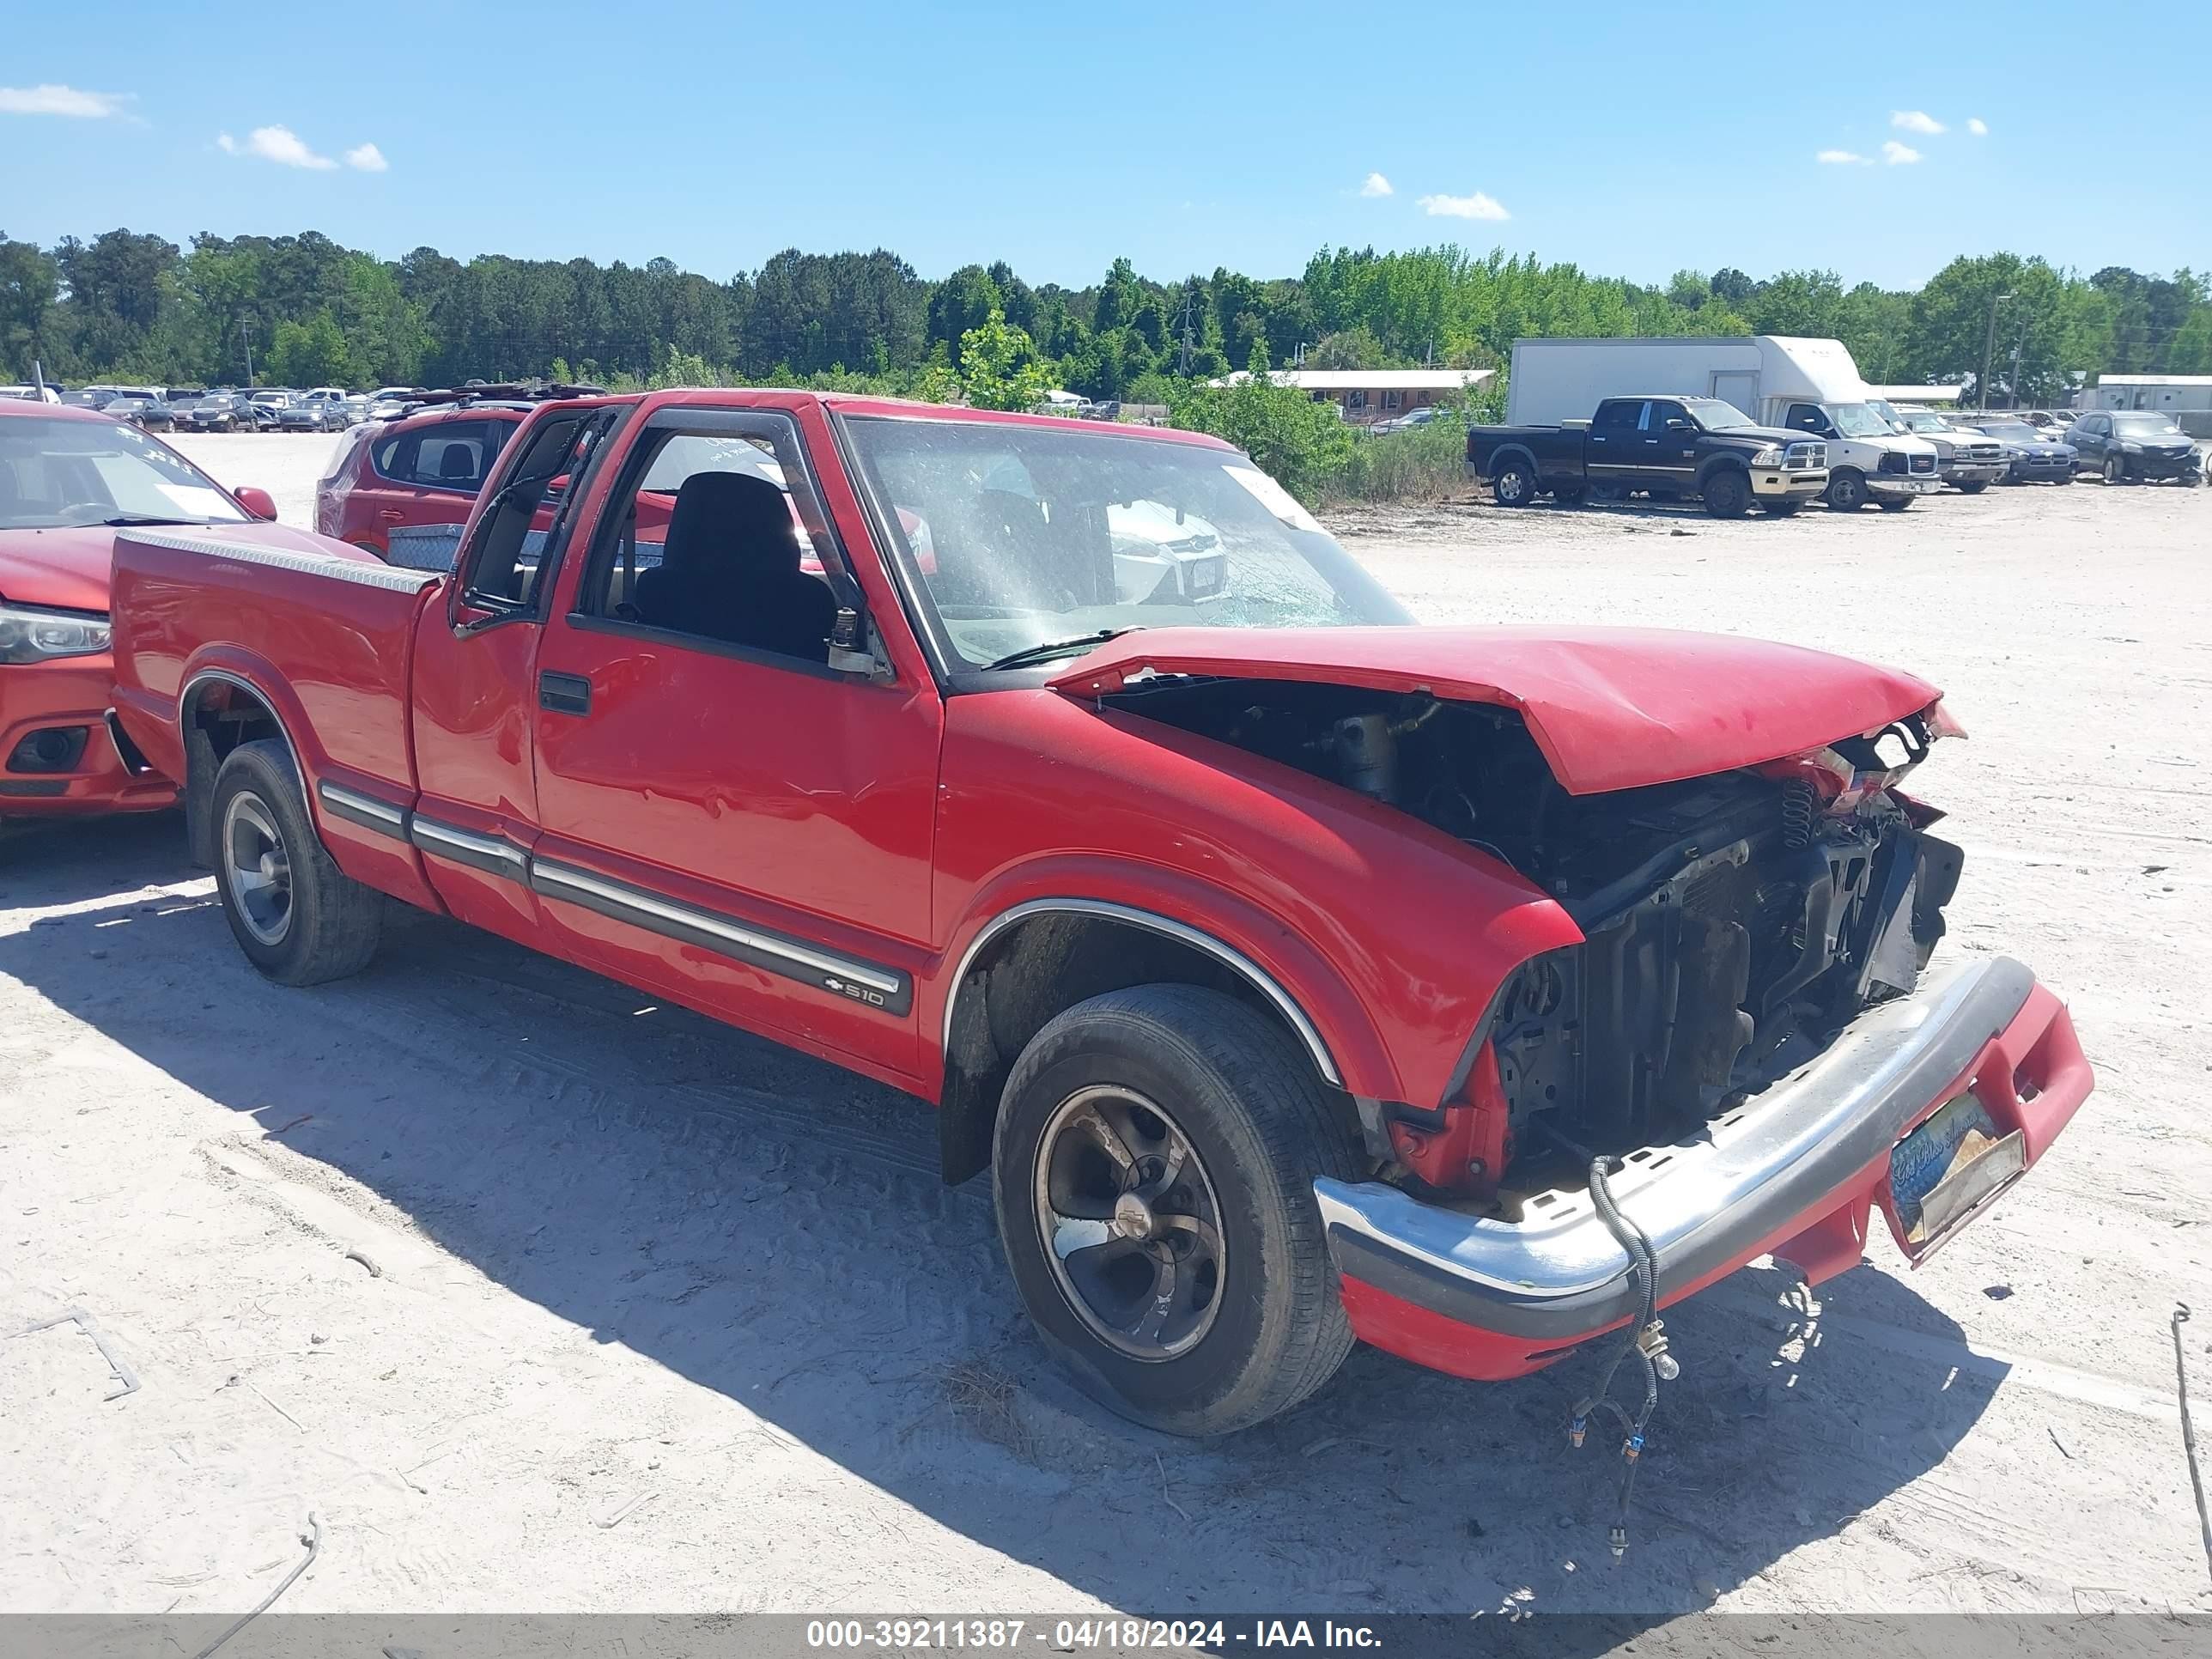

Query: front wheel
<box><xmin>1878</xmin><ymin>496</ymin><xmax>1914</xmax><ymax>512</ymax></box>
<box><xmin>1491</xmin><ymin>458</ymin><xmax>1536</xmax><ymax>507</ymax></box>
<box><xmin>993</xmin><ymin>984</ymin><xmax>1362</xmax><ymax>1436</ymax></box>
<box><xmin>1826</xmin><ymin>468</ymin><xmax>1869</xmax><ymax>511</ymax></box>
<box><xmin>211</xmin><ymin>739</ymin><xmax>383</xmax><ymax>985</ymax></box>
<box><xmin>2104</xmin><ymin>453</ymin><xmax>2128</xmax><ymax>485</ymax></box>
<box><xmin>1955</xmin><ymin>479</ymin><xmax>1990</xmax><ymax>495</ymax></box>
<box><xmin>1758</xmin><ymin>498</ymin><xmax>1801</xmax><ymax>516</ymax></box>
<box><xmin>1701</xmin><ymin>468</ymin><xmax>1750</xmax><ymax>519</ymax></box>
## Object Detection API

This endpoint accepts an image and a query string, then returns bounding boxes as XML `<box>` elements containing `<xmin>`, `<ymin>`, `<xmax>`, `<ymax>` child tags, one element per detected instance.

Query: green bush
<box><xmin>1165</xmin><ymin>374</ymin><xmax>1358</xmax><ymax>506</ymax></box>
<box><xmin>1320</xmin><ymin>415</ymin><xmax>1471</xmax><ymax>506</ymax></box>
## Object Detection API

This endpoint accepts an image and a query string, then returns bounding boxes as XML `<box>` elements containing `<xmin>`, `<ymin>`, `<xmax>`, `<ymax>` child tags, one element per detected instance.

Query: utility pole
<box><xmin>1177</xmin><ymin>289</ymin><xmax>1195</xmax><ymax>377</ymax></box>
<box><xmin>1979</xmin><ymin>291</ymin><xmax>2013</xmax><ymax>410</ymax></box>
<box><xmin>2009</xmin><ymin>317</ymin><xmax>2027</xmax><ymax>410</ymax></box>
<box><xmin>239</xmin><ymin>316</ymin><xmax>257</xmax><ymax>388</ymax></box>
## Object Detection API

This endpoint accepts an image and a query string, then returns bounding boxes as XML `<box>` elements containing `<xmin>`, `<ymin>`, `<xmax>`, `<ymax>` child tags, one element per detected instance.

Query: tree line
<box><xmin>3</xmin><ymin>225</ymin><xmax>2206</xmax><ymax>406</ymax></box>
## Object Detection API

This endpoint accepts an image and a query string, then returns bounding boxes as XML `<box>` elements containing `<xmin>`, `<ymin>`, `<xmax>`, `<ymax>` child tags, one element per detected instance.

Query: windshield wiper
<box><xmin>982</xmin><ymin>626</ymin><xmax>1143</xmax><ymax>672</ymax></box>
<box><xmin>88</xmin><ymin>514</ymin><xmax>221</xmax><ymax>527</ymax></box>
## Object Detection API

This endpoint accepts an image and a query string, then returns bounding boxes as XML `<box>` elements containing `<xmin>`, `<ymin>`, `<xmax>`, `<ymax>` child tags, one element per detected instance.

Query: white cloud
<box><xmin>0</xmin><ymin>83</ymin><xmax>131</xmax><ymax>118</ymax></box>
<box><xmin>1817</xmin><ymin>149</ymin><xmax>1870</xmax><ymax>165</ymax></box>
<box><xmin>217</xmin><ymin>124</ymin><xmax>337</xmax><ymax>169</ymax></box>
<box><xmin>1967</xmin><ymin>117</ymin><xmax>1989</xmax><ymax>136</ymax></box>
<box><xmin>1417</xmin><ymin>190</ymin><xmax>1509</xmax><ymax>222</ymax></box>
<box><xmin>343</xmin><ymin>143</ymin><xmax>388</xmax><ymax>173</ymax></box>
<box><xmin>1881</xmin><ymin>140</ymin><xmax>1922</xmax><ymax>165</ymax></box>
<box><xmin>1892</xmin><ymin>110</ymin><xmax>1946</xmax><ymax>136</ymax></box>
<box><xmin>1358</xmin><ymin>171</ymin><xmax>1392</xmax><ymax>198</ymax></box>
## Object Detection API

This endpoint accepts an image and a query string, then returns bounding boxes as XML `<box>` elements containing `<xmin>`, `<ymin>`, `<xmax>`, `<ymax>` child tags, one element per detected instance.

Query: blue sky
<box><xmin>3</xmin><ymin>1</ymin><xmax>2206</xmax><ymax>290</ymax></box>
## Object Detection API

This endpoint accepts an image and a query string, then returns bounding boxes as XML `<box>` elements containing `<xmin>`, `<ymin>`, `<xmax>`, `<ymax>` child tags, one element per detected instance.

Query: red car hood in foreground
<box><xmin>0</xmin><ymin>527</ymin><xmax>128</xmax><ymax>612</ymax></box>
<box><xmin>1048</xmin><ymin>625</ymin><xmax>1942</xmax><ymax>796</ymax></box>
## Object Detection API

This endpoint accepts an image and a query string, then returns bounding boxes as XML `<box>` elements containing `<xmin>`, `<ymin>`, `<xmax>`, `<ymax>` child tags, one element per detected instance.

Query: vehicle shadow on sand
<box><xmin>3</xmin><ymin>818</ymin><xmax>2010</xmax><ymax>1619</ymax></box>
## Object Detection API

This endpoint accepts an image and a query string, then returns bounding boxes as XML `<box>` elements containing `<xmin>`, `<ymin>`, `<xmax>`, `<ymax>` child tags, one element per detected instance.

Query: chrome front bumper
<box><xmin>1316</xmin><ymin>957</ymin><xmax>2039</xmax><ymax>1343</ymax></box>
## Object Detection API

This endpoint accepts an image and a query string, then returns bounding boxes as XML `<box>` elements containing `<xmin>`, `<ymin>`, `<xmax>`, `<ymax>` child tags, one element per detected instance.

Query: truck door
<box><xmin>1645</xmin><ymin>399</ymin><xmax>1700</xmax><ymax>484</ymax></box>
<box><xmin>526</xmin><ymin>401</ymin><xmax>941</xmax><ymax>1085</ymax></box>
<box><xmin>1585</xmin><ymin>398</ymin><xmax>1644</xmax><ymax>486</ymax></box>
<box><xmin>406</xmin><ymin>406</ymin><xmax>615</xmax><ymax>946</ymax></box>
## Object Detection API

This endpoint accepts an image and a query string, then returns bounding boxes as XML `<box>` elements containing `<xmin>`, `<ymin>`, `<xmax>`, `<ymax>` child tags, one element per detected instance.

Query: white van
<box><xmin>1508</xmin><ymin>335</ymin><xmax>1942</xmax><ymax>510</ymax></box>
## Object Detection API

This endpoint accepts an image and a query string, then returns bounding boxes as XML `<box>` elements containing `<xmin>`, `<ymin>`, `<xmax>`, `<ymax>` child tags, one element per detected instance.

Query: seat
<box><xmin>440</xmin><ymin>444</ymin><xmax>478</xmax><ymax>486</ymax></box>
<box><xmin>630</xmin><ymin>470</ymin><xmax>836</xmax><ymax>663</ymax></box>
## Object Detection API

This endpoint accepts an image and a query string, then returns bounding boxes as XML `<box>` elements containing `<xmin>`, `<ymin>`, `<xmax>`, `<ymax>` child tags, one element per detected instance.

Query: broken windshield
<box><xmin>841</xmin><ymin>416</ymin><xmax>1411</xmax><ymax>672</ymax></box>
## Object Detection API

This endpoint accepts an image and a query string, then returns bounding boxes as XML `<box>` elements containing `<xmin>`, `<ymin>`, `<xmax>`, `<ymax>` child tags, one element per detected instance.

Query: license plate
<box><xmin>1890</xmin><ymin>1093</ymin><xmax>2027</xmax><ymax>1253</ymax></box>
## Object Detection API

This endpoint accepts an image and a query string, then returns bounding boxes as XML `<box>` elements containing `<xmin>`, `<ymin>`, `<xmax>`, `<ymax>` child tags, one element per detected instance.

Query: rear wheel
<box><xmin>993</xmin><ymin>984</ymin><xmax>1361</xmax><ymax>1436</ymax></box>
<box><xmin>1878</xmin><ymin>496</ymin><xmax>1914</xmax><ymax>512</ymax></box>
<box><xmin>1826</xmin><ymin>468</ymin><xmax>1869</xmax><ymax>511</ymax></box>
<box><xmin>1701</xmin><ymin>468</ymin><xmax>1750</xmax><ymax>519</ymax></box>
<box><xmin>1955</xmin><ymin>479</ymin><xmax>1990</xmax><ymax>495</ymax></box>
<box><xmin>211</xmin><ymin>740</ymin><xmax>383</xmax><ymax>986</ymax></box>
<box><xmin>1586</xmin><ymin>482</ymin><xmax>1625</xmax><ymax>503</ymax></box>
<box><xmin>1551</xmin><ymin>483</ymin><xmax>1587</xmax><ymax>505</ymax></box>
<box><xmin>1492</xmin><ymin>458</ymin><xmax>1536</xmax><ymax>507</ymax></box>
<box><xmin>1758</xmin><ymin>498</ymin><xmax>1801</xmax><ymax>516</ymax></box>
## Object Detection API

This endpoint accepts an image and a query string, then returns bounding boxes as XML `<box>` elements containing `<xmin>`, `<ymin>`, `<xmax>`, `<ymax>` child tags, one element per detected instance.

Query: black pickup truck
<box><xmin>1468</xmin><ymin>395</ymin><xmax>1832</xmax><ymax>519</ymax></box>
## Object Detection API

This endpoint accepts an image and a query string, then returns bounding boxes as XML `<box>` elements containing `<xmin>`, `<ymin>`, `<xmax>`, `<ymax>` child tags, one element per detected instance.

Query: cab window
<box><xmin>574</xmin><ymin>412</ymin><xmax>842</xmax><ymax>668</ymax></box>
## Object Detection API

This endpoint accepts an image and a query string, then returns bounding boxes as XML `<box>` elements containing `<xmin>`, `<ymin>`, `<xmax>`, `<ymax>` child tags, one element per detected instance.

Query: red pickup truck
<box><xmin>108</xmin><ymin>389</ymin><xmax>2092</xmax><ymax>1438</ymax></box>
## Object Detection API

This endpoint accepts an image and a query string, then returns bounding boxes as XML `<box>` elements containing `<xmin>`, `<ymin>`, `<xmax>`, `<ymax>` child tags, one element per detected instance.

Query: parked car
<box><xmin>314</xmin><ymin>398</ymin><xmax>540</xmax><ymax>557</ymax></box>
<box><xmin>1956</xmin><ymin>416</ymin><xmax>2077</xmax><ymax>484</ymax></box>
<box><xmin>277</xmin><ymin>390</ymin><xmax>352</xmax><ymax>434</ymax></box>
<box><xmin>0</xmin><ymin>385</ymin><xmax>64</xmax><ymax>404</ymax></box>
<box><xmin>2065</xmin><ymin>410</ymin><xmax>2203</xmax><ymax>484</ymax></box>
<box><xmin>1870</xmin><ymin>404</ymin><xmax>2007</xmax><ymax>494</ymax></box>
<box><xmin>1468</xmin><ymin>395</ymin><xmax>1829</xmax><ymax>517</ymax></box>
<box><xmin>179</xmin><ymin>393</ymin><xmax>249</xmax><ymax>433</ymax></box>
<box><xmin>104</xmin><ymin>393</ymin><xmax>176</xmax><ymax>432</ymax></box>
<box><xmin>1363</xmin><ymin>406</ymin><xmax>1430</xmax><ymax>435</ymax></box>
<box><xmin>109</xmin><ymin>390</ymin><xmax>2094</xmax><ymax>1446</ymax></box>
<box><xmin>0</xmin><ymin>399</ymin><xmax>276</xmax><ymax>826</ymax></box>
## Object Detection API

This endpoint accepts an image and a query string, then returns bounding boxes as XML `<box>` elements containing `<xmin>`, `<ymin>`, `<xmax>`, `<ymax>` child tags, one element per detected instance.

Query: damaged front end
<box><xmin>1097</xmin><ymin>674</ymin><xmax>1967</xmax><ymax>1196</ymax></box>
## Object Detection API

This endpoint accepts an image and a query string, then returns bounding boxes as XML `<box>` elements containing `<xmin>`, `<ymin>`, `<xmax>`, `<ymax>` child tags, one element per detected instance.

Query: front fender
<box><xmin>928</xmin><ymin>856</ymin><xmax>1399</xmax><ymax>1103</ymax></box>
<box><xmin>929</xmin><ymin>690</ymin><xmax>1584</xmax><ymax>1109</ymax></box>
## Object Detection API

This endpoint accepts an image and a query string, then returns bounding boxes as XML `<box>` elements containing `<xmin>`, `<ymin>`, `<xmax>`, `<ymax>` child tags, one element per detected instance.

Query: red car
<box><xmin>316</xmin><ymin>397</ymin><xmax>538</xmax><ymax>561</ymax></box>
<box><xmin>0</xmin><ymin>399</ymin><xmax>276</xmax><ymax>825</ymax></box>
<box><xmin>110</xmin><ymin>390</ymin><xmax>2091</xmax><ymax>1447</ymax></box>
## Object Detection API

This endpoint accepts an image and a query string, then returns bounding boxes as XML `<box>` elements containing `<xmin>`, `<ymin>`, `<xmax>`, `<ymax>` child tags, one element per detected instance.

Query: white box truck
<box><xmin>1505</xmin><ymin>336</ymin><xmax>1943</xmax><ymax>510</ymax></box>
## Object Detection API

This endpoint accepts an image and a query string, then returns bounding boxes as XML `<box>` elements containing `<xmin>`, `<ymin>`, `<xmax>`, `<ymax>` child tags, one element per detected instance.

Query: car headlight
<box><xmin>0</xmin><ymin>602</ymin><xmax>112</xmax><ymax>664</ymax></box>
<box><xmin>1750</xmin><ymin>447</ymin><xmax>1784</xmax><ymax>466</ymax></box>
<box><xmin>2121</xmin><ymin>442</ymin><xmax>2142</xmax><ymax>453</ymax></box>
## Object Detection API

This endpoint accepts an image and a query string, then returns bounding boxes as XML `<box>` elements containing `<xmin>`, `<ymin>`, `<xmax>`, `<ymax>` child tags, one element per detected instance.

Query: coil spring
<box><xmin>1782</xmin><ymin>779</ymin><xmax>1816</xmax><ymax>850</ymax></box>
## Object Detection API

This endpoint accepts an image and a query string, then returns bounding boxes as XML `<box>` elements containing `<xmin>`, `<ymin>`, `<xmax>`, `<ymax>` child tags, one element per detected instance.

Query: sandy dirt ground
<box><xmin>3</xmin><ymin>432</ymin><xmax>2209</xmax><ymax>1620</ymax></box>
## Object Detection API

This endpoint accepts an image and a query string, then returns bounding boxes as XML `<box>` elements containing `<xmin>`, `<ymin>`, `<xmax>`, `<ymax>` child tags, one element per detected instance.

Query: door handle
<box><xmin>538</xmin><ymin>672</ymin><xmax>592</xmax><ymax>715</ymax></box>
<box><xmin>379</xmin><ymin>508</ymin><xmax>404</xmax><ymax>521</ymax></box>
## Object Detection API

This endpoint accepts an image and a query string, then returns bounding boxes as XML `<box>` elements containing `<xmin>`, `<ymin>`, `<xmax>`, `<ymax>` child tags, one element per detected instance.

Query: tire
<box><xmin>1551</xmin><ymin>483</ymin><xmax>1587</xmax><ymax>505</ymax></box>
<box><xmin>1586</xmin><ymin>482</ymin><xmax>1625</xmax><ymax>503</ymax></box>
<box><xmin>1955</xmin><ymin>480</ymin><xmax>1990</xmax><ymax>495</ymax></box>
<box><xmin>2104</xmin><ymin>453</ymin><xmax>2127</xmax><ymax>485</ymax></box>
<box><xmin>2057</xmin><ymin>472</ymin><xmax>2074</xmax><ymax>485</ymax></box>
<box><xmin>1492</xmin><ymin>457</ymin><xmax>1536</xmax><ymax>507</ymax></box>
<box><xmin>1826</xmin><ymin>468</ymin><xmax>1869</xmax><ymax>511</ymax></box>
<box><xmin>1700</xmin><ymin>468</ymin><xmax>1750</xmax><ymax>519</ymax></box>
<box><xmin>993</xmin><ymin>984</ymin><xmax>1362</xmax><ymax>1437</ymax></box>
<box><xmin>1878</xmin><ymin>497</ymin><xmax>1913</xmax><ymax>512</ymax></box>
<box><xmin>1758</xmin><ymin>498</ymin><xmax>1801</xmax><ymax>516</ymax></box>
<box><xmin>210</xmin><ymin>739</ymin><xmax>382</xmax><ymax>986</ymax></box>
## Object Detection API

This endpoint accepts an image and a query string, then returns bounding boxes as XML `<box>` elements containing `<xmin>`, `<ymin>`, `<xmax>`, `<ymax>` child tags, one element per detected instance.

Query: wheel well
<box><xmin>182</xmin><ymin>679</ymin><xmax>289</xmax><ymax>866</ymax></box>
<box><xmin>1489</xmin><ymin>445</ymin><xmax>1535</xmax><ymax>478</ymax></box>
<box><xmin>935</xmin><ymin>910</ymin><xmax>1346</xmax><ymax>1185</ymax></box>
<box><xmin>1697</xmin><ymin>455</ymin><xmax>1747</xmax><ymax>486</ymax></box>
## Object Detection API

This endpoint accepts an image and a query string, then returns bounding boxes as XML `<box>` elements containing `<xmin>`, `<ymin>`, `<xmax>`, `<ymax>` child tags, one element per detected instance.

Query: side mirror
<box><xmin>234</xmin><ymin>486</ymin><xmax>278</xmax><ymax>521</ymax></box>
<box><xmin>1665</xmin><ymin>418</ymin><xmax>1692</xmax><ymax>432</ymax></box>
